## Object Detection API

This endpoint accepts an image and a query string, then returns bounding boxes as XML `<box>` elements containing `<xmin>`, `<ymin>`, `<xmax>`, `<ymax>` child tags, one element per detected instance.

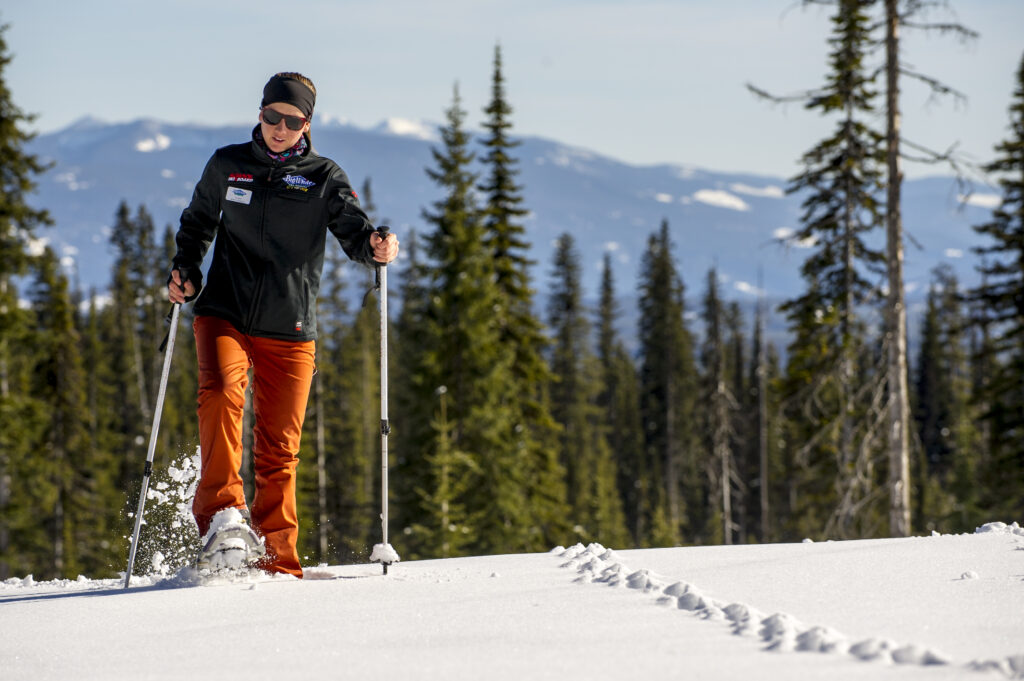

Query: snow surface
<box><xmin>2</xmin><ymin>524</ymin><xmax>1022</xmax><ymax>680</ymax></box>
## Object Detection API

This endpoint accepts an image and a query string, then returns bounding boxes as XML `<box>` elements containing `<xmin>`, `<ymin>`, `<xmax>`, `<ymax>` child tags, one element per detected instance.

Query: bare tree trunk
<box><xmin>716</xmin><ymin>380</ymin><xmax>733</xmax><ymax>545</ymax></box>
<box><xmin>885</xmin><ymin>0</ymin><xmax>912</xmax><ymax>537</ymax></box>
<box><xmin>666</xmin><ymin>379</ymin><xmax>681</xmax><ymax>539</ymax></box>
<box><xmin>837</xmin><ymin>105</ymin><xmax>857</xmax><ymax>537</ymax></box>
<box><xmin>0</xmin><ymin>279</ymin><xmax>9</xmax><ymax>579</ymax></box>
<box><xmin>756</xmin><ymin>293</ymin><xmax>770</xmax><ymax>543</ymax></box>
<box><xmin>129</xmin><ymin>315</ymin><xmax>151</xmax><ymax>424</ymax></box>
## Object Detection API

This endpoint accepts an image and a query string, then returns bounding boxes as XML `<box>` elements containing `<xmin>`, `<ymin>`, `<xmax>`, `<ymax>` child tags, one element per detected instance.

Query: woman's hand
<box><xmin>371</xmin><ymin>231</ymin><xmax>400</xmax><ymax>264</ymax></box>
<box><xmin>168</xmin><ymin>269</ymin><xmax>195</xmax><ymax>304</ymax></box>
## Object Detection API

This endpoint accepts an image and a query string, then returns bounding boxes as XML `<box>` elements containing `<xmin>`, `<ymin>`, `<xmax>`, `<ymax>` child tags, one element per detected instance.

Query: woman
<box><xmin>168</xmin><ymin>72</ymin><xmax>399</xmax><ymax>577</ymax></box>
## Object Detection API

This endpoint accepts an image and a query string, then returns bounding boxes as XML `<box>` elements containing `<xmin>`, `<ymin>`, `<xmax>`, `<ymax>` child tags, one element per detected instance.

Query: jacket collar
<box><xmin>249</xmin><ymin>125</ymin><xmax>313</xmax><ymax>165</ymax></box>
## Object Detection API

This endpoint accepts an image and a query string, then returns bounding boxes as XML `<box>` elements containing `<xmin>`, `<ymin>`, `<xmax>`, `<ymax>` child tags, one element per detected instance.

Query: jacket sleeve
<box><xmin>325</xmin><ymin>166</ymin><xmax>375</xmax><ymax>267</ymax></box>
<box><xmin>171</xmin><ymin>153</ymin><xmax>222</xmax><ymax>294</ymax></box>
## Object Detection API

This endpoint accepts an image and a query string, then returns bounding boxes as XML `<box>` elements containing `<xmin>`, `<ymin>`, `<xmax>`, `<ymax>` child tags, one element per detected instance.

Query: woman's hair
<box><xmin>273</xmin><ymin>71</ymin><xmax>316</xmax><ymax>146</ymax></box>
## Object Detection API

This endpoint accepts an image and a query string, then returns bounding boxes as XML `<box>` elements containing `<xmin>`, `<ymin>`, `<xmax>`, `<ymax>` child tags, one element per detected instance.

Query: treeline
<box><xmin>1</xmin><ymin>6</ymin><xmax>1022</xmax><ymax>580</ymax></box>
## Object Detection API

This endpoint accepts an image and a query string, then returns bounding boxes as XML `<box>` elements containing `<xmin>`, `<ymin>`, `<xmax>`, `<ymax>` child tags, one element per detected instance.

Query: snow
<box><xmin>730</xmin><ymin>183</ymin><xmax>786</xmax><ymax>199</ymax></box>
<box><xmin>692</xmin><ymin>188</ymin><xmax>751</xmax><ymax>212</ymax></box>
<box><xmin>135</xmin><ymin>133</ymin><xmax>171</xmax><ymax>152</ymax></box>
<box><xmin>370</xmin><ymin>543</ymin><xmax>401</xmax><ymax>564</ymax></box>
<box><xmin>774</xmin><ymin>226</ymin><xmax>818</xmax><ymax>249</ymax></box>
<box><xmin>958</xmin><ymin>193</ymin><xmax>1002</xmax><ymax>210</ymax></box>
<box><xmin>204</xmin><ymin>508</ymin><xmax>246</xmax><ymax>540</ymax></box>
<box><xmin>373</xmin><ymin>117</ymin><xmax>436</xmax><ymax>141</ymax></box>
<box><xmin>733</xmin><ymin>280</ymin><xmax>765</xmax><ymax>297</ymax></box>
<box><xmin>2</xmin><ymin>526</ymin><xmax>1022</xmax><ymax>680</ymax></box>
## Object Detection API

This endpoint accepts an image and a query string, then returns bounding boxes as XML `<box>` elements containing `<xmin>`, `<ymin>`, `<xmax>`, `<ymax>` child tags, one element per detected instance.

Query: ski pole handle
<box><xmin>375</xmin><ymin>225</ymin><xmax>391</xmax><ymax>267</ymax></box>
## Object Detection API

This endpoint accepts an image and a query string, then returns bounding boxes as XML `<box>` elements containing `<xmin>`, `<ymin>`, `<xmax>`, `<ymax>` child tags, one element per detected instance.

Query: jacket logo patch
<box><xmin>228</xmin><ymin>173</ymin><xmax>253</xmax><ymax>183</ymax></box>
<box><xmin>295</xmin><ymin>321</ymin><xmax>303</xmax><ymax>332</ymax></box>
<box><xmin>283</xmin><ymin>174</ymin><xmax>316</xmax><ymax>192</ymax></box>
<box><xmin>225</xmin><ymin>187</ymin><xmax>253</xmax><ymax>205</ymax></box>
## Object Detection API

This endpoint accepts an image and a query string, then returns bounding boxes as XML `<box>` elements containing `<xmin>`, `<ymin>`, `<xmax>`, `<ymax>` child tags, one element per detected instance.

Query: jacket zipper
<box><xmin>243</xmin><ymin>162</ymin><xmax>277</xmax><ymax>334</ymax></box>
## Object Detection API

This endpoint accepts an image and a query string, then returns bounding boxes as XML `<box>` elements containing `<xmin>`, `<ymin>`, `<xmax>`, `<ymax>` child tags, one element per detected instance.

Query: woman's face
<box><xmin>259</xmin><ymin>101</ymin><xmax>310</xmax><ymax>153</ymax></box>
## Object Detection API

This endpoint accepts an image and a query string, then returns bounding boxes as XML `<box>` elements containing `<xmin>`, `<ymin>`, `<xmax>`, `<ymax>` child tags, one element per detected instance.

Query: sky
<box><xmin>3</xmin><ymin>0</ymin><xmax>1022</xmax><ymax>179</ymax></box>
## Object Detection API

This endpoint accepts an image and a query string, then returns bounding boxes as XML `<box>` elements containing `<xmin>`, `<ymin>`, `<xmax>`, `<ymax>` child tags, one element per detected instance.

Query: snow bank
<box><xmin>975</xmin><ymin>521</ymin><xmax>1024</xmax><ymax>538</ymax></box>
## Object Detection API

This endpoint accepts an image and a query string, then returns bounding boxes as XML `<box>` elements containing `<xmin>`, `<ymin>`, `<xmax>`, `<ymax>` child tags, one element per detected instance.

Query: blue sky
<box><xmin>3</xmin><ymin>0</ymin><xmax>1021</xmax><ymax>179</ymax></box>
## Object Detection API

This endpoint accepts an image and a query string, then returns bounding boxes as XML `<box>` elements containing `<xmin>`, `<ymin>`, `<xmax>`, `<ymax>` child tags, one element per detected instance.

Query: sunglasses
<box><xmin>261</xmin><ymin>107</ymin><xmax>308</xmax><ymax>131</ymax></box>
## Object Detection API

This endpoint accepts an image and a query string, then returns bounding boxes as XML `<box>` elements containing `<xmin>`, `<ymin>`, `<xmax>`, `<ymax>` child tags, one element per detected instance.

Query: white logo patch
<box><xmin>226</xmin><ymin>186</ymin><xmax>252</xmax><ymax>205</ymax></box>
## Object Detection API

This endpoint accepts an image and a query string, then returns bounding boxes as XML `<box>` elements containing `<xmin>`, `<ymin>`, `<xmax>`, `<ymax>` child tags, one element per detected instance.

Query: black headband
<box><xmin>261</xmin><ymin>75</ymin><xmax>315</xmax><ymax>119</ymax></box>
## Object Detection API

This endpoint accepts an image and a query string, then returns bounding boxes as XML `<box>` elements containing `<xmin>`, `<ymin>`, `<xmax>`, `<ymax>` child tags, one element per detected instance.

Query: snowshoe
<box><xmin>195</xmin><ymin>508</ymin><xmax>265</xmax><ymax>572</ymax></box>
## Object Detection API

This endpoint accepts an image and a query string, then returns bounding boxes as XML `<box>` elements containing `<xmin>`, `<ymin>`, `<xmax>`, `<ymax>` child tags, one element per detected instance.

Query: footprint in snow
<box><xmin>728</xmin><ymin>603</ymin><xmax>770</xmax><ymax>638</ymax></box>
<box><xmin>760</xmin><ymin>613</ymin><xmax>801</xmax><ymax>652</ymax></box>
<box><xmin>626</xmin><ymin>569</ymin><xmax>664</xmax><ymax>593</ymax></box>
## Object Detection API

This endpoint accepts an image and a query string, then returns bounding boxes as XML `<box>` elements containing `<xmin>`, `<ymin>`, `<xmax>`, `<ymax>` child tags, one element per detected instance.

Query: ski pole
<box><xmin>369</xmin><ymin>226</ymin><xmax>399</xmax><ymax>574</ymax></box>
<box><xmin>124</xmin><ymin>303</ymin><xmax>181</xmax><ymax>588</ymax></box>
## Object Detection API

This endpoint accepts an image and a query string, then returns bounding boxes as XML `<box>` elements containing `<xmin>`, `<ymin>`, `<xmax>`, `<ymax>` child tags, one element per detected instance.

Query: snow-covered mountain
<box><xmin>26</xmin><ymin>116</ymin><xmax>997</xmax><ymax>304</ymax></box>
<box><xmin>2</xmin><ymin>524</ymin><xmax>1022</xmax><ymax>680</ymax></box>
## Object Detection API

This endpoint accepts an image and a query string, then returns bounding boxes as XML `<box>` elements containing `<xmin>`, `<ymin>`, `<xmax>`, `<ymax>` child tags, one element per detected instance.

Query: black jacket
<box><xmin>172</xmin><ymin>128</ymin><xmax>375</xmax><ymax>341</ymax></box>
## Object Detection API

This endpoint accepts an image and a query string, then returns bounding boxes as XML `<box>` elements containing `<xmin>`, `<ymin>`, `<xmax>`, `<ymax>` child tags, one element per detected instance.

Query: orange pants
<box><xmin>192</xmin><ymin>315</ymin><xmax>315</xmax><ymax>578</ymax></box>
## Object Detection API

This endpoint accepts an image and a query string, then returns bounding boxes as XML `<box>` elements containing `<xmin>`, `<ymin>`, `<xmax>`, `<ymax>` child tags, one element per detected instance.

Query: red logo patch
<box><xmin>228</xmin><ymin>173</ymin><xmax>254</xmax><ymax>183</ymax></box>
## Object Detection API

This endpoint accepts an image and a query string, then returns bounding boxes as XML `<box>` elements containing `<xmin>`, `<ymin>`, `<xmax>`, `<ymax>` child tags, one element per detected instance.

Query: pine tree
<box><xmin>406</xmin><ymin>386</ymin><xmax>480</xmax><ymax>557</ymax></box>
<box><xmin>479</xmin><ymin>44</ymin><xmax>544</xmax><ymax>383</ymax></box>
<box><xmin>79</xmin><ymin>289</ymin><xmax>126</xmax><ymax>574</ymax></box>
<box><xmin>775</xmin><ymin>0</ymin><xmax>888</xmax><ymax>540</ymax></box>
<box><xmin>637</xmin><ymin>221</ymin><xmax>698</xmax><ymax>546</ymax></box>
<box><xmin>699</xmin><ymin>268</ymin><xmax>740</xmax><ymax>545</ymax></box>
<box><xmin>547</xmin><ymin>234</ymin><xmax>628</xmax><ymax>546</ymax></box>
<box><xmin>969</xmin><ymin>52</ymin><xmax>1024</xmax><ymax>519</ymax></box>
<box><xmin>0</xmin><ymin>22</ymin><xmax>54</xmax><ymax>579</ymax></box>
<box><xmin>0</xmin><ymin>22</ymin><xmax>51</xmax><ymax>280</ymax></box>
<box><xmin>724</xmin><ymin>301</ymin><xmax>754</xmax><ymax>543</ymax></box>
<box><xmin>478</xmin><ymin>45</ymin><xmax>568</xmax><ymax>547</ymax></box>
<box><xmin>597</xmin><ymin>254</ymin><xmax>645</xmax><ymax>546</ymax></box>
<box><xmin>912</xmin><ymin>266</ymin><xmax>980</xmax><ymax>532</ymax></box>
<box><xmin>405</xmin><ymin>85</ymin><xmax>555</xmax><ymax>557</ymax></box>
<box><xmin>30</xmin><ymin>248</ymin><xmax>103</xmax><ymax>577</ymax></box>
<box><xmin>878</xmin><ymin>0</ymin><xmax>976</xmax><ymax>539</ymax></box>
<box><xmin>748</xmin><ymin>289</ymin><xmax>782</xmax><ymax>542</ymax></box>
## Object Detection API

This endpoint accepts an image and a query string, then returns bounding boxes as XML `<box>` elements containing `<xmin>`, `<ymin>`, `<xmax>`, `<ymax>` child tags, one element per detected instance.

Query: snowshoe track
<box><xmin>551</xmin><ymin>541</ymin><xmax>1015</xmax><ymax>675</ymax></box>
